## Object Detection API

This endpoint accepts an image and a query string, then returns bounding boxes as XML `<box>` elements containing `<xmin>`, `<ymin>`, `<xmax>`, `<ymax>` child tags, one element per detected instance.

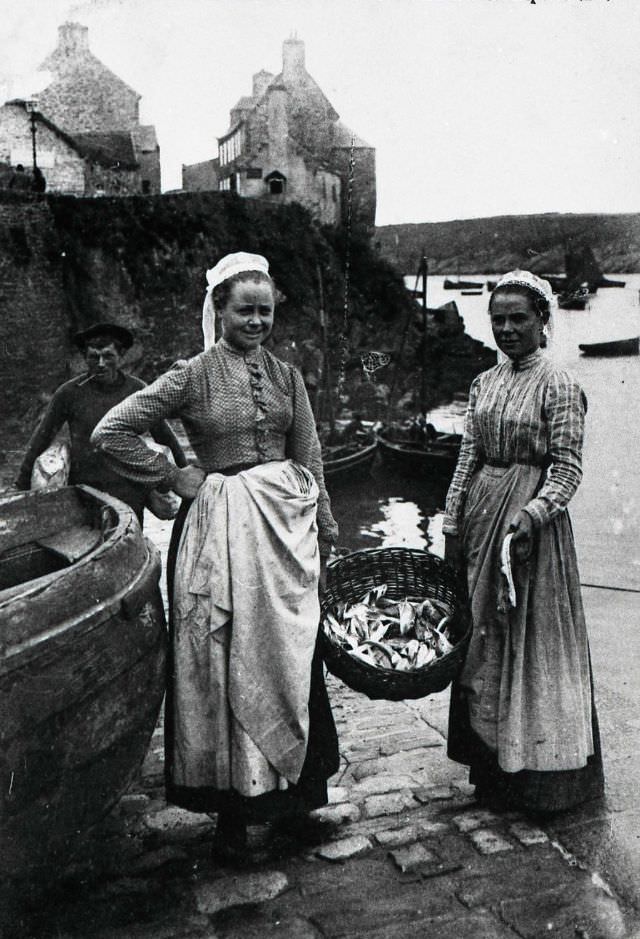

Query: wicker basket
<box><xmin>320</xmin><ymin>547</ymin><xmax>471</xmax><ymax>701</ymax></box>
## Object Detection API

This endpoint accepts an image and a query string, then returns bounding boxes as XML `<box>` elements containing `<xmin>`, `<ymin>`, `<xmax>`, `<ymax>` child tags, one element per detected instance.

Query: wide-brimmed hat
<box><xmin>74</xmin><ymin>322</ymin><xmax>134</xmax><ymax>351</ymax></box>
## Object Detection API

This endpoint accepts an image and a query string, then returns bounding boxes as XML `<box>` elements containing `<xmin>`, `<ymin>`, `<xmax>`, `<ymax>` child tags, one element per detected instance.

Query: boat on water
<box><xmin>578</xmin><ymin>337</ymin><xmax>639</xmax><ymax>357</ymax></box>
<box><xmin>558</xmin><ymin>289</ymin><xmax>589</xmax><ymax>310</ymax></box>
<box><xmin>597</xmin><ymin>275</ymin><xmax>625</xmax><ymax>288</ymax></box>
<box><xmin>321</xmin><ymin>422</ymin><xmax>378</xmax><ymax>488</ymax></box>
<box><xmin>461</xmin><ymin>289</ymin><xmax>483</xmax><ymax>296</ymax></box>
<box><xmin>0</xmin><ymin>485</ymin><xmax>167</xmax><ymax>878</ymax></box>
<box><xmin>376</xmin><ymin>424</ymin><xmax>461</xmax><ymax>481</ymax></box>
<box><xmin>443</xmin><ymin>277</ymin><xmax>483</xmax><ymax>290</ymax></box>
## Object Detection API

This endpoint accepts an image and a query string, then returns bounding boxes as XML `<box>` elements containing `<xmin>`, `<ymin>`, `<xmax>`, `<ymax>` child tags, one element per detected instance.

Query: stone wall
<box><xmin>0</xmin><ymin>190</ymin><xmax>493</xmax><ymax>484</ymax></box>
<box><xmin>0</xmin><ymin>194</ymin><xmax>70</xmax><ymax>473</ymax></box>
<box><xmin>182</xmin><ymin>159</ymin><xmax>218</xmax><ymax>192</ymax></box>
<box><xmin>0</xmin><ymin>105</ymin><xmax>86</xmax><ymax>195</ymax></box>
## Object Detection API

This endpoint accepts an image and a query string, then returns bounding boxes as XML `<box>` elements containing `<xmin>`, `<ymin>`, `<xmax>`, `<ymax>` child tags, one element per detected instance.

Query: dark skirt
<box><xmin>164</xmin><ymin>498</ymin><xmax>340</xmax><ymax>823</ymax></box>
<box><xmin>447</xmin><ymin>463</ymin><xmax>605</xmax><ymax>815</ymax></box>
<box><xmin>448</xmin><ymin>671</ymin><xmax>605</xmax><ymax>815</ymax></box>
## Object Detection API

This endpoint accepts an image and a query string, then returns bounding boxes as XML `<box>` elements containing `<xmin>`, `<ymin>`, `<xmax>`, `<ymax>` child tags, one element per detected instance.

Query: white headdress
<box><xmin>493</xmin><ymin>269</ymin><xmax>555</xmax><ymax>359</ymax></box>
<box><xmin>494</xmin><ymin>269</ymin><xmax>554</xmax><ymax>308</ymax></box>
<box><xmin>202</xmin><ymin>252</ymin><xmax>270</xmax><ymax>349</ymax></box>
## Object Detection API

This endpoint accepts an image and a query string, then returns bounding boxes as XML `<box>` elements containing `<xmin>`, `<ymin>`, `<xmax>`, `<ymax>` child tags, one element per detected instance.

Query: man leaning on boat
<box><xmin>15</xmin><ymin>322</ymin><xmax>187</xmax><ymax>523</ymax></box>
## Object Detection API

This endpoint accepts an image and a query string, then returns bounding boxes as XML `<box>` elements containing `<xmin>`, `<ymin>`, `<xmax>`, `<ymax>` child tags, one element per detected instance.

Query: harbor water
<box><xmin>356</xmin><ymin>272</ymin><xmax>640</xmax><ymax>591</ymax></box>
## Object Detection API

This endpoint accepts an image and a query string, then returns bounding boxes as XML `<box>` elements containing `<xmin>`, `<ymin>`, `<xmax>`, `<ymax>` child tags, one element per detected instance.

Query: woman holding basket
<box><xmin>443</xmin><ymin>269</ymin><xmax>604</xmax><ymax>815</ymax></box>
<box><xmin>92</xmin><ymin>252</ymin><xmax>340</xmax><ymax>862</ymax></box>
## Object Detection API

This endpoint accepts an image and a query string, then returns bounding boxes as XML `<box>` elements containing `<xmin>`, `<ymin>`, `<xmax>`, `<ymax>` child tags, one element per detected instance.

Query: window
<box><xmin>265</xmin><ymin>170</ymin><xmax>286</xmax><ymax>195</ymax></box>
<box><xmin>331</xmin><ymin>184</ymin><xmax>337</xmax><ymax>203</ymax></box>
<box><xmin>141</xmin><ymin>179</ymin><xmax>150</xmax><ymax>194</ymax></box>
<box><xmin>246</xmin><ymin>167</ymin><xmax>263</xmax><ymax>179</ymax></box>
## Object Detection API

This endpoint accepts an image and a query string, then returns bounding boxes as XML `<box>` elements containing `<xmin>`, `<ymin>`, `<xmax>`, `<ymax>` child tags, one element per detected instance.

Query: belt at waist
<box><xmin>483</xmin><ymin>457</ymin><xmax>547</xmax><ymax>469</ymax></box>
<box><xmin>216</xmin><ymin>461</ymin><xmax>260</xmax><ymax>476</ymax></box>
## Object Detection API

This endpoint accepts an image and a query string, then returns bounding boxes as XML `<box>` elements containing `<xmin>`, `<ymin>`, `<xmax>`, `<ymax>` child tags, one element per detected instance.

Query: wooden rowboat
<box><xmin>558</xmin><ymin>291</ymin><xmax>589</xmax><ymax>310</ymax></box>
<box><xmin>578</xmin><ymin>337</ymin><xmax>639</xmax><ymax>357</ymax></box>
<box><xmin>323</xmin><ymin>431</ymin><xmax>378</xmax><ymax>488</ymax></box>
<box><xmin>0</xmin><ymin>485</ymin><xmax>167</xmax><ymax>878</ymax></box>
<box><xmin>376</xmin><ymin>426</ymin><xmax>461</xmax><ymax>482</ymax></box>
<box><xmin>443</xmin><ymin>277</ymin><xmax>483</xmax><ymax>290</ymax></box>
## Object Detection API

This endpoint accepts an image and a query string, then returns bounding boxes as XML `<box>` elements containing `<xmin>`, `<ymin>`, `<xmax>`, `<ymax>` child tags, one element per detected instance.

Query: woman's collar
<box><xmin>510</xmin><ymin>348</ymin><xmax>544</xmax><ymax>372</ymax></box>
<box><xmin>217</xmin><ymin>336</ymin><xmax>262</xmax><ymax>362</ymax></box>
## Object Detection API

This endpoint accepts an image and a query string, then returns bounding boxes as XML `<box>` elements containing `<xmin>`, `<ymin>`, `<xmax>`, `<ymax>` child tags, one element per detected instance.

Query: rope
<box><xmin>336</xmin><ymin>136</ymin><xmax>356</xmax><ymax>401</ymax></box>
<box><xmin>580</xmin><ymin>582</ymin><xmax>640</xmax><ymax>595</ymax></box>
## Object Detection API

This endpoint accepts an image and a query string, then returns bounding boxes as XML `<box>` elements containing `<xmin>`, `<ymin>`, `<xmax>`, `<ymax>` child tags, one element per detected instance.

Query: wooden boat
<box><xmin>558</xmin><ymin>290</ymin><xmax>589</xmax><ymax>310</ymax></box>
<box><xmin>578</xmin><ymin>337</ymin><xmax>639</xmax><ymax>357</ymax></box>
<box><xmin>597</xmin><ymin>276</ymin><xmax>626</xmax><ymax>288</ymax></box>
<box><xmin>0</xmin><ymin>485</ymin><xmax>167</xmax><ymax>878</ymax></box>
<box><xmin>322</xmin><ymin>428</ymin><xmax>378</xmax><ymax>487</ymax></box>
<box><xmin>376</xmin><ymin>425</ymin><xmax>461</xmax><ymax>481</ymax></box>
<box><xmin>443</xmin><ymin>277</ymin><xmax>483</xmax><ymax>290</ymax></box>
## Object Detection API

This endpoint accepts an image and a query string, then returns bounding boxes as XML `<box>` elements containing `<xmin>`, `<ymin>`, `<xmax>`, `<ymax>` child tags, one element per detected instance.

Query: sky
<box><xmin>0</xmin><ymin>0</ymin><xmax>638</xmax><ymax>225</ymax></box>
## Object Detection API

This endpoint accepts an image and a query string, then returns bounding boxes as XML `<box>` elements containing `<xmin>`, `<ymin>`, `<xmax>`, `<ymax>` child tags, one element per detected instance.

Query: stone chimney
<box><xmin>252</xmin><ymin>70</ymin><xmax>274</xmax><ymax>100</ymax></box>
<box><xmin>56</xmin><ymin>22</ymin><xmax>90</xmax><ymax>57</ymax></box>
<box><xmin>282</xmin><ymin>38</ymin><xmax>305</xmax><ymax>79</ymax></box>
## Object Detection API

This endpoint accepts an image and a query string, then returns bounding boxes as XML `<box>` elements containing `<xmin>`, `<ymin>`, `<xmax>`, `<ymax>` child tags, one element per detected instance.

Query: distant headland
<box><xmin>375</xmin><ymin>212</ymin><xmax>640</xmax><ymax>275</ymax></box>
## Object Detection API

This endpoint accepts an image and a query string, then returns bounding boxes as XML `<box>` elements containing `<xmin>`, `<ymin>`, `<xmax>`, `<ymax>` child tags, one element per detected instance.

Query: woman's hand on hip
<box><xmin>172</xmin><ymin>465</ymin><xmax>206</xmax><ymax>499</ymax></box>
<box><xmin>444</xmin><ymin>533</ymin><xmax>463</xmax><ymax>569</ymax></box>
<box><xmin>508</xmin><ymin>510</ymin><xmax>534</xmax><ymax>562</ymax></box>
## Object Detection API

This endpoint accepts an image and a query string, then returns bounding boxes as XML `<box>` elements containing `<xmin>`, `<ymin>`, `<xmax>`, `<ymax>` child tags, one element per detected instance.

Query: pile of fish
<box><xmin>323</xmin><ymin>583</ymin><xmax>456</xmax><ymax>671</ymax></box>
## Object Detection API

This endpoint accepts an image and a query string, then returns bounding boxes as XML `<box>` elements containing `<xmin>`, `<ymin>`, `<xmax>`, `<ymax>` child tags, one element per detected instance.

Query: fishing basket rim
<box><xmin>321</xmin><ymin>545</ymin><xmax>471</xmax><ymax>701</ymax></box>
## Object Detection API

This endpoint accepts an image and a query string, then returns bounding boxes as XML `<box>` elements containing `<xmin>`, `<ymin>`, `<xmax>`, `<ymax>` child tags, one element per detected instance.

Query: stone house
<box><xmin>182</xmin><ymin>38</ymin><xmax>376</xmax><ymax>229</ymax></box>
<box><xmin>0</xmin><ymin>22</ymin><xmax>161</xmax><ymax>196</ymax></box>
<box><xmin>0</xmin><ymin>100</ymin><xmax>140</xmax><ymax>196</ymax></box>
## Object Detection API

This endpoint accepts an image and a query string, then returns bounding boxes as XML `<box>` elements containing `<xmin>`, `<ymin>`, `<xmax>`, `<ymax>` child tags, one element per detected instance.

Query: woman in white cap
<box><xmin>92</xmin><ymin>253</ymin><xmax>339</xmax><ymax>862</ymax></box>
<box><xmin>443</xmin><ymin>270</ymin><xmax>604</xmax><ymax>815</ymax></box>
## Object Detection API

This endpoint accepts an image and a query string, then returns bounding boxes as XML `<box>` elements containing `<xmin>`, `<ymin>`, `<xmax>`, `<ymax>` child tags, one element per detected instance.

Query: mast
<box><xmin>420</xmin><ymin>249</ymin><xmax>429</xmax><ymax>415</ymax></box>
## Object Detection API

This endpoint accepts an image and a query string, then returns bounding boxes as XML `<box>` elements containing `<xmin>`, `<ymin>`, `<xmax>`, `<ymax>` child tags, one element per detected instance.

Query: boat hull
<box><xmin>0</xmin><ymin>486</ymin><xmax>167</xmax><ymax>878</ymax></box>
<box><xmin>443</xmin><ymin>278</ymin><xmax>482</xmax><ymax>290</ymax></box>
<box><xmin>324</xmin><ymin>439</ymin><xmax>378</xmax><ymax>488</ymax></box>
<box><xmin>377</xmin><ymin>430</ymin><xmax>460</xmax><ymax>482</ymax></box>
<box><xmin>578</xmin><ymin>337</ymin><xmax>639</xmax><ymax>357</ymax></box>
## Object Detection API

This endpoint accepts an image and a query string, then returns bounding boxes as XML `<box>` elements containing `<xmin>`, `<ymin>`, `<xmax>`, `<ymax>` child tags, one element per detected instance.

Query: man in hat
<box><xmin>16</xmin><ymin>322</ymin><xmax>186</xmax><ymax>522</ymax></box>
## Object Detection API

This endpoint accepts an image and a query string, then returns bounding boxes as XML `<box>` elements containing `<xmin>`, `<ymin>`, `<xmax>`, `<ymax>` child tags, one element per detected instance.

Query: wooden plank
<box><xmin>0</xmin><ymin>488</ymin><xmax>87</xmax><ymax>553</ymax></box>
<box><xmin>36</xmin><ymin>525</ymin><xmax>102</xmax><ymax>563</ymax></box>
<box><xmin>0</xmin><ymin>520</ymin><xmax>147</xmax><ymax>652</ymax></box>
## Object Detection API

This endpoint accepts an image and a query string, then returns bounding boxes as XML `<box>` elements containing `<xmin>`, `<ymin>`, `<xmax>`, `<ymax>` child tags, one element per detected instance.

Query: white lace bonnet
<box><xmin>202</xmin><ymin>252</ymin><xmax>270</xmax><ymax>349</ymax></box>
<box><xmin>494</xmin><ymin>269</ymin><xmax>554</xmax><ymax>310</ymax></box>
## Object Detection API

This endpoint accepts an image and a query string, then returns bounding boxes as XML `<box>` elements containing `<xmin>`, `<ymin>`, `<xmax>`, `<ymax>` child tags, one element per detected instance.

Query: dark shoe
<box><xmin>269</xmin><ymin>814</ymin><xmax>339</xmax><ymax>854</ymax></box>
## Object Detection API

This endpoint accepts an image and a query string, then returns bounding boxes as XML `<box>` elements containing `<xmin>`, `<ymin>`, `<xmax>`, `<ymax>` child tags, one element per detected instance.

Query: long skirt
<box><xmin>164</xmin><ymin>496</ymin><xmax>340</xmax><ymax>823</ymax></box>
<box><xmin>447</xmin><ymin>464</ymin><xmax>605</xmax><ymax>814</ymax></box>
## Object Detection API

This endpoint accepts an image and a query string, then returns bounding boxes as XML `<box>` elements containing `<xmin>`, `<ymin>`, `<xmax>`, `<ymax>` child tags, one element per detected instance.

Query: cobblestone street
<box><xmin>7</xmin><ymin>670</ymin><xmax>636</xmax><ymax>939</ymax></box>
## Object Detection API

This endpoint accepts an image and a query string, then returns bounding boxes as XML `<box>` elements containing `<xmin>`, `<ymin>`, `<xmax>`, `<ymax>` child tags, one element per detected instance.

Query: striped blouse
<box><xmin>443</xmin><ymin>349</ymin><xmax>586</xmax><ymax>535</ymax></box>
<box><xmin>91</xmin><ymin>338</ymin><xmax>338</xmax><ymax>552</ymax></box>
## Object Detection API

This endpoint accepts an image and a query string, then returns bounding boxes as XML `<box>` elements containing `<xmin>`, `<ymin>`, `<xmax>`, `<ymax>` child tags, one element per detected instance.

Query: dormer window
<box><xmin>265</xmin><ymin>170</ymin><xmax>286</xmax><ymax>195</ymax></box>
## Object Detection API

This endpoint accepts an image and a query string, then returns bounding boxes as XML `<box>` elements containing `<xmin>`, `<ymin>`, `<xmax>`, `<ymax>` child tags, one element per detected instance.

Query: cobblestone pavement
<box><xmin>5</xmin><ymin>676</ymin><xmax>638</xmax><ymax>939</ymax></box>
<box><xmin>2</xmin><ymin>508</ymin><xmax>639</xmax><ymax>938</ymax></box>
